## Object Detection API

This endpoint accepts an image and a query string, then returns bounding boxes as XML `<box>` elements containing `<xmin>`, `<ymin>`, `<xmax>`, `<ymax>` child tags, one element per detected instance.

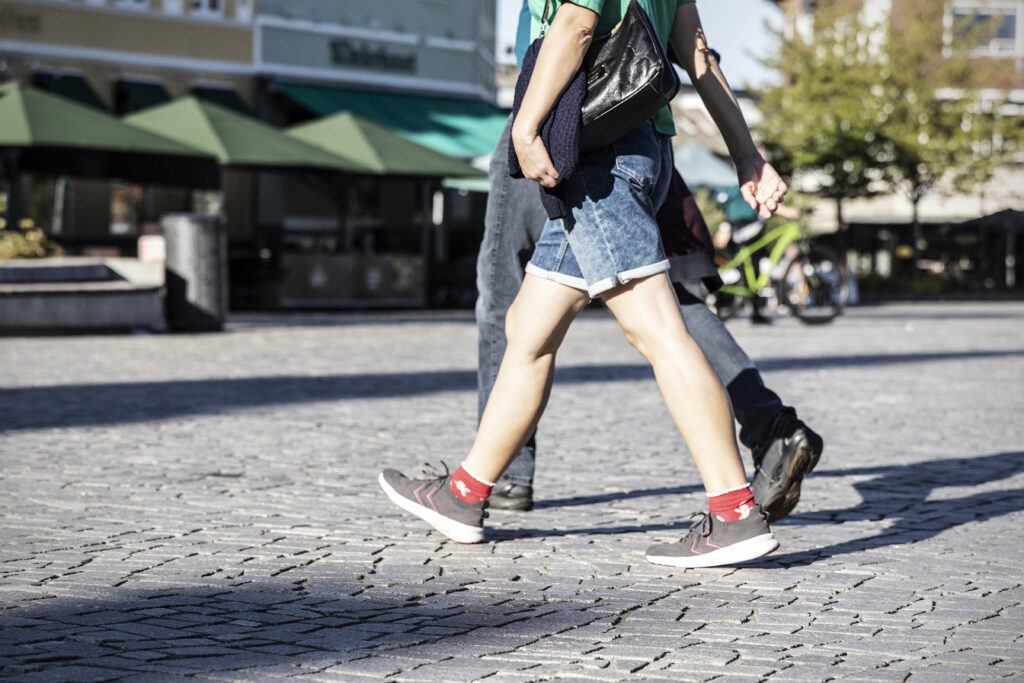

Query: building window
<box><xmin>116</xmin><ymin>0</ymin><xmax>151</xmax><ymax>10</ymax></box>
<box><xmin>163</xmin><ymin>0</ymin><xmax>184</xmax><ymax>14</ymax></box>
<box><xmin>189</xmin><ymin>0</ymin><xmax>223</xmax><ymax>19</ymax></box>
<box><xmin>949</xmin><ymin>1</ymin><xmax>1023</xmax><ymax>57</ymax></box>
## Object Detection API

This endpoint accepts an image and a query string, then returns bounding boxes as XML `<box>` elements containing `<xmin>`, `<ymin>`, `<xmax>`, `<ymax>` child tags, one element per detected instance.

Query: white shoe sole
<box><xmin>646</xmin><ymin>533</ymin><xmax>779</xmax><ymax>568</ymax></box>
<box><xmin>378</xmin><ymin>472</ymin><xmax>484</xmax><ymax>544</ymax></box>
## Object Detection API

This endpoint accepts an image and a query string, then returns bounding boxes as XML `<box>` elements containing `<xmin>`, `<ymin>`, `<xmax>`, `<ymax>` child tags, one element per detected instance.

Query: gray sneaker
<box><xmin>645</xmin><ymin>506</ymin><xmax>778</xmax><ymax>568</ymax></box>
<box><xmin>752</xmin><ymin>420</ymin><xmax>823</xmax><ymax>523</ymax></box>
<box><xmin>378</xmin><ymin>466</ymin><xmax>486</xmax><ymax>544</ymax></box>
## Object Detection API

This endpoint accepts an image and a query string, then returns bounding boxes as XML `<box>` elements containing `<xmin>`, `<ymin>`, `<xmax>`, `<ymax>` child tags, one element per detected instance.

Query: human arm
<box><xmin>669</xmin><ymin>4</ymin><xmax>786</xmax><ymax>219</ymax></box>
<box><xmin>511</xmin><ymin>2</ymin><xmax>599</xmax><ymax>188</ymax></box>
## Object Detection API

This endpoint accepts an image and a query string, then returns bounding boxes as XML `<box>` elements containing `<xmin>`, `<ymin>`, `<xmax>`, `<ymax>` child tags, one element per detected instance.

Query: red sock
<box><xmin>708</xmin><ymin>485</ymin><xmax>755</xmax><ymax>522</ymax></box>
<box><xmin>450</xmin><ymin>464</ymin><xmax>493</xmax><ymax>503</ymax></box>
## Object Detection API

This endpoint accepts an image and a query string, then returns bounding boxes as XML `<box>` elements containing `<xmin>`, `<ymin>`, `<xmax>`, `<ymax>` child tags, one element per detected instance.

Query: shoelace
<box><xmin>680</xmin><ymin>511</ymin><xmax>713</xmax><ymax>541</ymax></box>
<box><xmin>417</xmin><ymin>461</ymin><xmax>451</xmax><ymax>481</ymax></box>
<box><xmin>680</xmin><ymin>506</ymin><xmax>769</xmax><ymax>543</ymax></box>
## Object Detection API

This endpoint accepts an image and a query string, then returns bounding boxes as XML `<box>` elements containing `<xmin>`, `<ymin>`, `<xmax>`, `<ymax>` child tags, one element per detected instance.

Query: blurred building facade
<box><xmin>0</xmin><ymin>0</ymin><xmax>499</xmax><ymax>309</ymax></box>
<box><xmin>0</xmin><ymin>0</ymin><xmax>256</xmax><ymax>257</ymax></box>
<box><xmin>770</xmin><ymin>0</ymin><xmax>1024</xmax><ymax>293</ymax></box>
<box><xmin>251</xmin><ymin>0</ymin><xmax>499</xmax><ymax>309</ymax></box>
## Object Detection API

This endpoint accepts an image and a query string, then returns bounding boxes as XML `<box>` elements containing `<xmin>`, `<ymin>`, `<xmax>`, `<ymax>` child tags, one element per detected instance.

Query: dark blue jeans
<box><xmin>476</xmin><ymin>118</ymin><xmax>791</xmax><ymax>486</ymax></box>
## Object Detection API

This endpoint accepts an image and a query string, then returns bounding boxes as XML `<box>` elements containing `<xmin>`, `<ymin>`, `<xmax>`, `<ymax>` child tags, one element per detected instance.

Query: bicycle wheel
<box><xmin>780</xmin><ymin>247</ymin><xmax>848</xmax><ymax>324</ymax></box>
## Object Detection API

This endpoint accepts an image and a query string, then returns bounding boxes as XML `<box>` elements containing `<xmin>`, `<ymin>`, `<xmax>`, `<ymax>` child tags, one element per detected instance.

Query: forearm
<box><xmin>512</xmin><ymin>4</ymin><xmax>597</xmax><ymax>139</ymax></box>
<box><xmin>670</xmin><ymin>5</ymin><xmax>761</xmax><ymax>165</ymax></box>
<box><xmin>694</xmin><ymin>61</ymin><xmax>761</xmax><ymax>164</ymax></box>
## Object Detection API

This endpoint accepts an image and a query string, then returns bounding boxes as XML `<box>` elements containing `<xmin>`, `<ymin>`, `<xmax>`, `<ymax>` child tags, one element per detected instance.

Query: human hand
<box><xmin>737</xmin><ymin>156</ymin><xmax>787</xmax><ymax>220</ymax></box>
<box><xmin>512</xmin><ymin>126</ymin><xmax>561</xmax><ymax>188</ymax></box>
<box><xmin>712</xmin><ymin>223</ymin><xmax>732</xmax><ymax>250</ymax></box>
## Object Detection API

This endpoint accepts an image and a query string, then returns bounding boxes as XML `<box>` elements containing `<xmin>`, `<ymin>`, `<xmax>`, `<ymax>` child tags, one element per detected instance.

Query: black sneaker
<box><xmin>488</xmin><ymin>482</ymin><xmax>534</xmax><ymax>511</ymax></box>
<box><xmin>751</xmin><ymin>420</ymin><xmax>823</xmax><ymax>523</ymax></box>
<box><xmin>378</xmin><ymin>465</ymin><xmax>486</xmax><ymax>544</ymax></box>
<box><xmin>645</xmin><ymin>506</ymin><xmax>778</xmax><ymax>568</ymax></box>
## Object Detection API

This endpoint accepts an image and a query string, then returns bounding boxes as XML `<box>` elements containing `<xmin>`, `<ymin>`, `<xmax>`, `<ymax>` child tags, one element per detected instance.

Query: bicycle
<box><xmin>705</xmin><ymin>220</ymin><xmax>849</xmax><ymax>325</ymax></box>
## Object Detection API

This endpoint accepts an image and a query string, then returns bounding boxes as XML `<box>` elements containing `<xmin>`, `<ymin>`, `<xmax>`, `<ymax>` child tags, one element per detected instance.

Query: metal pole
<box><xmin>1006</xmin><ymin>225</ymin><xmax>1017</xmax><ymax>290</ymax></box>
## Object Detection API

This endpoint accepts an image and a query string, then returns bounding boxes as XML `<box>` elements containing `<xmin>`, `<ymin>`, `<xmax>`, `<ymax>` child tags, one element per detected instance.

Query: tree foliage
<box><xmin>755</xmin><ymin>5</ymin><xmax>888</xmax><ymax>205</ymax></box>
<box><xmin>754</xmin><ymin>3</ymin><xmax>1021</xmax><ymax>217</ymax></box>
<box><xmin>879</xmin><ymin>3</ymin><xmax>1012</xmax><ymax>205</ymax></box>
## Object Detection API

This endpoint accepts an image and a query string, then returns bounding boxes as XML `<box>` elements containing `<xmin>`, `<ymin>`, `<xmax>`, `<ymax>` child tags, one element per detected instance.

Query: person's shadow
<box><xmin>759</xmin><ymin>450</ymin><xmax>1024</xmax><ymax>566</ymax></box>
<box><xmin>492</xmin><ymin>451</ymin><xmax>1024</xmax><ymax>567</ymax></box>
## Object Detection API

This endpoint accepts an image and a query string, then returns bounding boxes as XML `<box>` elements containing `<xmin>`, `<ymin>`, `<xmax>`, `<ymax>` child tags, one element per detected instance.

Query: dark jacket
<box><xmin>658</xmin><ymin>169</ymin><xmax>723</xmax><ymax>290</ymax></box>
<box><xmin>507</xmin><ymin>35</ymin><xmax>585</xmax><ymax>220</ymax></box>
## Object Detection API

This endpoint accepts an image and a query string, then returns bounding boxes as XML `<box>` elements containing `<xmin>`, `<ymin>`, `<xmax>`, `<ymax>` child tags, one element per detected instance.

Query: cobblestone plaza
<box><xmin>2</xmin><ymin>302</ymin><xmax>1023</xmax><ymax>681</ymax></box>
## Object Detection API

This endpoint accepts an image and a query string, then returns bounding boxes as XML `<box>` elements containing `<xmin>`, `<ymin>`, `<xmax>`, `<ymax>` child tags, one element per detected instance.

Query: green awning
<box><xmin>287</xmin><ymin>112</ymin><xmax>485</xmax><ymax>179</ymax></box>
<box><xmin>0</xmin><ymin>82</ymin><xmax>219</xmax><ymax>188</ymax></box>
<box><xmin>277</xmin><ymin>82</ymin><xmax>508</xmax><ymax>159</ymax></box>
<box><xmin>32</xmin><ymin>72</ymin><xmax>107</xmax><ymax>111</ymax></box>
<box><xmin>123</xmin><ymin>96</ymin><xmax>367</xmax><ymax>172</ymax></box>
<box><xmin>117</xmin><ymin>79</ymin><xmax>171</xmax><ymax>112</ymax></box>
<box><xmin>192</xmin><ymin>86</ymin><xmax>251</xmax><ymax>115</ymax></box>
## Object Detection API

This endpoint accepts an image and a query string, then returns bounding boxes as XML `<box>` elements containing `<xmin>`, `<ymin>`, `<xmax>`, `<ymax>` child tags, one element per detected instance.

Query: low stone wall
<box><xmin>0</xmin><ymin>257</ymin><xmax>165</xmax><ymax>333</ymax></box>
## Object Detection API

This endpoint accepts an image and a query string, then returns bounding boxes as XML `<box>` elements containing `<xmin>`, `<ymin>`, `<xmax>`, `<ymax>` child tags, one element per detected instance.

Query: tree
<box><xmin>876</xmin><ymin>3</ymin><xmax>1020</xmax><ymax>278</ymax></box>
<box><xmin>754</xmin><ymin>5</ymin><xmax>890</xmax><ymax>253</ymax></box>
<box><xmin>755</xmin><ymin>3</ymin><xmax>1021</xmax><ymax>279</ymax></box>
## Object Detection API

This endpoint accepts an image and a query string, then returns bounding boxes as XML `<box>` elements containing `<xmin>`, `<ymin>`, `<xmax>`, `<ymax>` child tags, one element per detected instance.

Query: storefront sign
<box><xmin>329</xmin><ymin>39</ymin><xmax>416</xmax><ymax>74</ymax></box>
<box><xmin>0</xmin><ymin>7</ymin><xmax>42</xmax><ymax>35</ymax></box>
<box><xmin>257</xmin><ymin>22</ymin><xmax>491</xmax><ymax>98</ymax></box>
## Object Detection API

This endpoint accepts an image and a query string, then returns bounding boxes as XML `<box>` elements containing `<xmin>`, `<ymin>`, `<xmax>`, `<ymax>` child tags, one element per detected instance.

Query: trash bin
<box><xmin>162</xmin><ymin>213</ymin><xmax>227</xmax><ymax>331</ymax></box>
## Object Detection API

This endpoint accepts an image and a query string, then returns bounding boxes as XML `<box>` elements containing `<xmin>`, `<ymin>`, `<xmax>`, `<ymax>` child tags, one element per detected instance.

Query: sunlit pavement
<box><xmin>2</xmin><ymin>301</ymin><xmax>1023</xmax><ymax>681</ymax></box>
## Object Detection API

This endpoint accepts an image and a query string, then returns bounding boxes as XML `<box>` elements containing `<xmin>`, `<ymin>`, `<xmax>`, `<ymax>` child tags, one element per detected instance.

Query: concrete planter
<box><xmin>0</xmin><ymin>257</ymin><xmax>165</xmax><ymax>333</ymax></box>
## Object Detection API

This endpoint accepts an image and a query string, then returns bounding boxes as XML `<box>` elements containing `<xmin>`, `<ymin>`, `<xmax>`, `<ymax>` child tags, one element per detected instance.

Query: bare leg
<box><xmin>602</xmin><ymin>273</ymin><xmax>747</xmax><ymax>494</ymax></box>
<box><xmin>463</xmin><ymin>274</ymin><xmax>589</xmax><ymax>483</ymax></box>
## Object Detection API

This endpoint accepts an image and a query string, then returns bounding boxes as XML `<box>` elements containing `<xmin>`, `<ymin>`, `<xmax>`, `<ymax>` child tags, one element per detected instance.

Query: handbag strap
<box><xmin>539</xmin><ymin>0</ymin><xmax>555</xmax><ymax>37</ymax></box>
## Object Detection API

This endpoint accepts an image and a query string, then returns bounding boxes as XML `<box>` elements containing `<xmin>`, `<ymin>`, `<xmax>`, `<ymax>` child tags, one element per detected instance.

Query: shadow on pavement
<box><xmin>0</xmin><ymin>584</ymin><xmax>600</xmax><ymax>679</ymax></box>
<box><xmin>227</xmin><ymin>313</ymin><xmax>477</xmax><ymax>329</ymax></box>
<box><xmin>755</xmin><ymin>349</ymin><xmax>1023</xmax><ymax>372</ymax></box>
<box><xmin>532</xmin><ymin>483</ymin><xmax>704</xmax><ymax>510</ymax></box>
<box><xmin>6</xmin><ymin>350</ymin><xmax>1022</xmax><ymax>432</ymax></box>
<box><xmin>496</xmin><ymin>452</ymin><xmax>1024</xmax><ymax>568</ymax></box>
<box><xmin>559</xmin><ymin>348</ymin><xmax>1022</xmax><ymax>375</ymax></box>
<box><xmin>829</xmin><ymin>307</ymin><xmax>1024</xmax><ymax>321</ymax></box>
<box><xmin>3</xmin><ymin>456</ymin><xmax>1022</xmax><ymax>677</ymax></box>
<box><xmin>755</xmin><ymin>450</ymin><xmax>1024</xmax><ymax>567</ymax></box>
<box><xmin>491</xmin><ymin>482</ymin><xmax>706</xmax><ymax>541</ymax></box>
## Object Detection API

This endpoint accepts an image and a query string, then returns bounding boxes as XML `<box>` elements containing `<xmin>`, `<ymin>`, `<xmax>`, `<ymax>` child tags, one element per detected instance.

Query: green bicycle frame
<box><xmin>717</xmin><ymin>221</ymin><xmax>802</xmax><ymax>297</ymax></box>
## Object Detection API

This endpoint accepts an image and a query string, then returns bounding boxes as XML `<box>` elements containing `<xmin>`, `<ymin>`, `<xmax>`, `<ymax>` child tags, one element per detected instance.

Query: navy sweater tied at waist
<box><xmin>508</xmin><ymin>36</ymin><xmax>586</xmax><ymax>221</ymax></box>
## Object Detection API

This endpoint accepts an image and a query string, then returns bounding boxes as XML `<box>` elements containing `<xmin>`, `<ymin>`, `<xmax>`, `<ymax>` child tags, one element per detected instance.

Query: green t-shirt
<box><xmin>526</xmin><ymin>0</ymin><xmax>695</xmax><ymax>137</ymax></box>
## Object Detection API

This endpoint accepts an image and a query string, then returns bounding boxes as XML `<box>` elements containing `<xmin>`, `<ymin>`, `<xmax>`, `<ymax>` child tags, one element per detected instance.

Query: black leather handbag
<box><xmin>541</xmin><ymin>0</ymin><xmax>680</xmax><ymax>152</ymax></box>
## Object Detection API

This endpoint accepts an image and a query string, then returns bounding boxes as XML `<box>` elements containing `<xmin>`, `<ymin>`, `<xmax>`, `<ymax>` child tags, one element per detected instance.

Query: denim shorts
<box><xmin>525</xmin><ymin>123</ymin><xmax>674</xmax><ymax>298</ymax></box>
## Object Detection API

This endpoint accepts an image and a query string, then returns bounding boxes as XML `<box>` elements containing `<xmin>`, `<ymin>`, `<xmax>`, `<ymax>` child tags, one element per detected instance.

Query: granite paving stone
<box><xmin>1</xmin><ymin>303</ymin><xmax>1022</xmax><ymax>681</ymax></box>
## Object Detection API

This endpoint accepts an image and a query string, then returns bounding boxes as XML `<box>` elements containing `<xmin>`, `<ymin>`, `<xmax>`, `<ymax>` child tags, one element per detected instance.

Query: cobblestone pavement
<box><xmin>2</xmin><ymin>301</ymin><xmax>1023</xmax><ymax>682</ymax></box>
